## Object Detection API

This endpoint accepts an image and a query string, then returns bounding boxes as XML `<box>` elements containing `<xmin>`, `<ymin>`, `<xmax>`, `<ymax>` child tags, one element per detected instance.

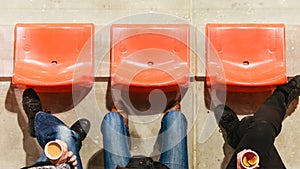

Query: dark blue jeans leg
<box><xmin>34</xmin><ymin>112</ymin><xmax>83</xmax><ymax>169</ymax></box>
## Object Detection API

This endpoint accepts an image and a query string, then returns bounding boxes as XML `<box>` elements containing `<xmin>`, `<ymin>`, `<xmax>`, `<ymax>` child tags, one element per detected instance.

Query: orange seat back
<box><xmin>12</xmin><ymin>23</ymin><xmax>94</xmax><ymax>92</ymax></box>
<box><xmin>206</xmin><ymin>24</ymin><xmax>287</xmax><ymax>92</ymax></box>
<box><xmin>110</xmin><ymin>24</ymin><xmax>190</xmax><ymax>89</ymax></box>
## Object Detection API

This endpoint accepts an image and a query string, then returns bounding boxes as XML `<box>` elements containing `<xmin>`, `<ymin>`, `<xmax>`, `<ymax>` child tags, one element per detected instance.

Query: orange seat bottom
<box><xmin>12</xmin><ymin>60</ymin><xmax>93</xmax><ymax>92</ymax></box>
<box><xmin>111</xmin><ymin>48</ymin><xmax>190</xmax><ymax>87</ymax></box>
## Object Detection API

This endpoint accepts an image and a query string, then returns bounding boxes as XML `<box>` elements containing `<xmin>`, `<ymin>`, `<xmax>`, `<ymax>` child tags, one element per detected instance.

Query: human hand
<box><xmin>67</xmin><ymin>151</ymin><xmax>78</xmax><ymax>169</ymax></box>
<box><xmin>47</xmin><ymin>140</ymin><xmax>77</xmax><ymax>168</ymax></box>
<box><xmin>237</xmin><ymin>149</ymin><xmax>259</xmax><ymax>169</ymax></box>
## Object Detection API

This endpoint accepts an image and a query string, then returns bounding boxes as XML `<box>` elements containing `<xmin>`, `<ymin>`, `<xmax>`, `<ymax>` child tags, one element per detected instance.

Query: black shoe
<box><xmin>276</xmin><ymin>75</ymin><xmax>300</xmax><ymax>106</ymax></box>
<box><xmin>70</xmin><ymin>118</ymin><xmax>90</xmax><ymax>141</ymax></box>
<box><xmin>214</xmin><ymin>104</ymin><xmax>240</xmax><ymax>148</ymax></box>
<box><xmin>22</xmin><ymin>88</ymin><xmax>42</xmax><ymax>137</ymax></box>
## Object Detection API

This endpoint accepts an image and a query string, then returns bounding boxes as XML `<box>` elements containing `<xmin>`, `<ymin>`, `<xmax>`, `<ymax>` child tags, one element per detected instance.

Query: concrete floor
<box><xmin>1</xmin><ymin>1</ymin><xmax>300</xmax><ymax>168</ymax></box>
<box><xmin>1</xmin><ymin>80</ymin><xmax>300</xmax><ymax>169</ymax></box>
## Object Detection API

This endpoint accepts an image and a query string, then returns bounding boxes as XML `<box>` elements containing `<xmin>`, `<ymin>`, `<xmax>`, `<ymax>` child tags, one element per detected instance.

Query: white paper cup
<box><xmin>44</xmin><ymin>140</ymin><xmax>63</xmax><ymax>160</ymax></box>
<box><xmin>240</xmin><ymin>150</ymin><xmax>260</xmax><ymax>169</ymax></box>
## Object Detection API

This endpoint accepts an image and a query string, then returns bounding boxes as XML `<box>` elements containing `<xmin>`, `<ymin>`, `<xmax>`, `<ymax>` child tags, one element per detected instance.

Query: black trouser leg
<box><xmin>226</xmin><ymin>91</ymin><xmax>287</xmax><ymax>169</ymax></box>
<box><xmin>226</xmin><ymin>121</ymin><xmax>286</xmax><ymax>169</ymax></box>
<box><xmin>253</xmin><ymin>90</ymin><xmax>287</xmax><ymax>135</ymax></box>
<box><xmin>263</xmin><ymin>146</ymin><xmax>286</xmax><ymax>169</ymax></box>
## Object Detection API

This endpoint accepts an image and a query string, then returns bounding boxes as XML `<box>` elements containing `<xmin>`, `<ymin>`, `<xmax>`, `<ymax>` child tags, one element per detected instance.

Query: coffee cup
<box><xmin>241</xmin><ymin>149</ymin><xmax>259</xmax><ymax>169</ymax></box>
<box><xmin>45</xmin><ymin>140</ymin><xmax>63</xmax><ymax>160</ymax></box>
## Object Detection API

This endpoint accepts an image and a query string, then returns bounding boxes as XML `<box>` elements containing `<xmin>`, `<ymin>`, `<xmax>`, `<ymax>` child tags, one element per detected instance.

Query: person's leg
<box><xmin>225</xmin><ymin>76</ymin><xmax>300</xmax><ymax>168</ymax></box>
<box><xmin>158</xmin><ymin>110</ymin><xmax>188</xmax><ymax>169</ymax></box>
<box><xmin>254</xmin><ymin>75</ymin><xmax>300</xmax><ymax>135</ymax></box>
<box><xmin>34</xmin><ymin>112</ymin><xmax>83</xmax><ymax>169</ymax></box>
<box><xmin>226</xmin><ymin>119</ymin><xmax>286</xmax><ymax>169</ymax></box>
<box><xmin>261</xmin><ymin>145</ymin><xmax>286</xmax><ymax>169</ymax></box>
<box><xmin>101</xmin><ymin>112</ymin><xmax>131</xmax><ymax>169</ymax></box>
<box><xmin>225</xmin><ymin>90</ymin><xmax>288</xmax><ymax>168</ymax></box>
<box><xmin>253</xmin><ymin>90</ymin><xmax>287</xmax><ymax>135</ymax></box>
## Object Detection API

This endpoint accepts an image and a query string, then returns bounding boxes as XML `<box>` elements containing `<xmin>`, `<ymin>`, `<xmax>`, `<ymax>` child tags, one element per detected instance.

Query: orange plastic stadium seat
<box><xmin>110</xmin><ymin>24</ymin><xmax>190</xmax><ymax>113</ymax></box>
<box><xmin>206</xmin><ymin>24</ymin><xmax>287</xmax><ymax>92</ymax></box>
<box><xmin>12</xmin><ymin>23</ymin><xmax>94</xmax><ymax>92</ymax></box>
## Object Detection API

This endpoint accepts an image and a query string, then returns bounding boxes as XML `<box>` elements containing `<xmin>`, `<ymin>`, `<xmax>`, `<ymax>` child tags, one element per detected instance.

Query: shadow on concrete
<box><xmin>5</xmin><ymin>83</ymin><xmax>92</xmax><ymax>114</ymax></box>
<box><xmin>87</xmin><ymin>149</ymin><xmax>105</xmax><ymax>169</ymax></box>
<box><xmin>204</xmin><ymin>81</ymin><xmax>273</xmax><ymax>115</ymax></box>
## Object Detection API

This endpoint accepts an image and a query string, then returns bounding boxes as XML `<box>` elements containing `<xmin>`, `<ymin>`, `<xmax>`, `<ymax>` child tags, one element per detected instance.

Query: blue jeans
<box><xmin>101</xmin><ymin>110</ymin><xmax>188</xmax><ymax>169</ymax></box>
<box><xmin>33</xmin><ymin>112</ymin><xmax>83</xmax><ymax>169</ymax></box>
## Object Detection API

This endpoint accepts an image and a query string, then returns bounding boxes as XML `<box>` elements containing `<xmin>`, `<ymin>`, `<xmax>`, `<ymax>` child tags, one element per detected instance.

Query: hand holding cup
<box><xmin>45</xmin><ymin>140</ymin><xmax>69</xmax><ymax>166</ymax></box>
<box><xmin>237</xmin><ymin>149</ymin><xmax>260</xmax><ymax>169</ymax></box>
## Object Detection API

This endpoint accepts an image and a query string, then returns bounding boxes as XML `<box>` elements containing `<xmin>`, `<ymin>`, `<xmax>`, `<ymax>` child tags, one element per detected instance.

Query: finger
<box><xmin>68</xmin><ymin>155</ymin><xmax>78</xmax><ymax>169</ymax></box>
<box><xmin>67</xmin><ymin>151</ymin><xmax>74</xmax><ymax>158</ymax></box>
<box><xmin>72</xmin><ymin>159</ymin><xmax>78</xmax><ymax>168</ymax></box>
<box><xmin>237</xmin><ymin>152</ymin><xmax>242</xmax><ymax>169</ymax></box>
<box><xmin>69</xmin><ymin>154</ymin><xmax>77</xmax><ymax>163</ymax></box>
<box><xmin>66</xmin><ymin>152</ymin><xmax>77</xmax><ymax>168</ymax></box>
